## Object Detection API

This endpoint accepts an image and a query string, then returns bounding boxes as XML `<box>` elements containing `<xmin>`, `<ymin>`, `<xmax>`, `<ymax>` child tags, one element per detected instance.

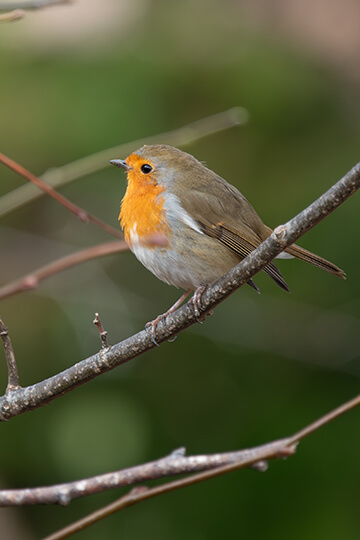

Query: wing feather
<box><xmin>176</xmin><ymin>187</ymin><xmax>289</xmax><ymax>292</ymax></box>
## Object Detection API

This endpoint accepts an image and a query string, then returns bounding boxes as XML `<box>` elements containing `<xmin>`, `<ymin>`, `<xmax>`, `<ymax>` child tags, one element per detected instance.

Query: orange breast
<box><xmin>119</xmin><ymin>169</ymin><xmax>170</xmax><ymax>247</ymax></box>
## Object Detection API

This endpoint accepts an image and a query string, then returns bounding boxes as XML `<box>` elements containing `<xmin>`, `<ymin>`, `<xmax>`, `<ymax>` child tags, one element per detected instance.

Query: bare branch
<box><xmin>0</xmin><ymin>161</ymin><xmax>358</xmax><ymax>422</ymax></box>
<box><xmin>0</xmin><ymin>316</ymin><xmax>20</xmax><ymax>392</ymax></box>
<box><xmin>0</xmin><ymin>394</ymin><xmax>356</xmax><ymax>540</ymax></box>
<box><xmin>0</xmin><ymin>240</ymin><xmax>128</xmax><ymax>301</ymax></box>
<box><xmin>40</xmin><ymin>397</ymin><xmax>358</xmax><ymax>540</ymax></box>
<box><xmin>42</xmin><ymin>488</ymin><xmax>158</xmax><ymax>540</ymax></box>
<box><xmin>0</xmin><ymin>8</ymin><xmax>24</xmax><ymax>21</ymax></box>
<box><xmin>288</xmin><ymin>393</ymin><xmax>360</xmax><ymax>443</ymax></box>
<box><xmin>0</xmin><ymin>108</ymin><xmax>248</xmax><ymax>218</ymax></box>
<box><xmin>0</xmin><ymin>0</ymin><xmax>71</xmax><ymax>10</ymax></box>
<box><xmin>0</xmin><ymin>439</ymin><xmax>293</xmax><ymax>507</ymax></box>
<box><xmin>0</xmin><ymin>153</ymin><xmax>123</xmax><ymax>239</ymax></box>
<box><xmin>93</xmin><ymin>313</ymin><xmax>109</xmax><ymax>349</ymax></box>
<box><xmin>46</xmin><ymin>391</ymin><xmax>357</xmax><ymax>540</ymax></box>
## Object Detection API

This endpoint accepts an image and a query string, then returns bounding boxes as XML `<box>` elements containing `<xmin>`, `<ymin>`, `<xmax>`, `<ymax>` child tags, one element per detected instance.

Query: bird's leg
<box><xmin>146</xmin><ymin>289</ymin><xmax>192</xmax><ymax>346</ymax></box>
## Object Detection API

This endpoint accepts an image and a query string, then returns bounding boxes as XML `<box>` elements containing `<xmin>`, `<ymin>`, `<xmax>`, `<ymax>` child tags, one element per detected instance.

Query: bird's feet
<box><xmin>145</xmin><ymin>286</ymin><xmax>208</xmax><ymax>345</ymax></box>
<box><xmin>190</xmin><ymin>286</ymin><xmax>206</xmax><ymax>322</ymax></box>
<box><xmin>145</xmin><ymin>289</ymin><xmax>192</xmax><ymax>346</ymax></box>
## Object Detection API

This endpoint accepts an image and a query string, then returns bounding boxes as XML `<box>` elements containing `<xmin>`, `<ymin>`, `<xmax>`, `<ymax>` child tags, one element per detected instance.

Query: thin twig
<box><xmin>288</xmin><ymin>393</ymin><xmax>360</xmax><ymax>443</ymax></box>
<box><xmin>10</xmin><ymin>394</ymin><xmax>352</xmax><ymax>539</ymax></box>
<box><xmin>0</xmin><ymin>240</ymin><xmax>128</xmax><ymax>301</ymax></box>
<box><xmin>42</xmin><ymin>487</ymin><xmax>152</xmax><ymax>540</ymax></box>
<box><xmin>0</xmin><ymin>107</ymin><xmax>248</xmax><ymax>218</ymax></box>
<box><xmin>0</xmin><ymin>8</ymin><xmax>24</xmax><ymax>21</ymax></box>
<box><xmin>0</xmin><ymin>161</ymin><xmax>358</xmax><ymax>422</ymax></box>
<box><xmin>0</xmin><ymin>153</ymin><xmax>123</xmax><ymax>239</ymax></box>
<box><xmin>0</xmin><ymin>317</ymin><xmax>20</xmax><ymax>392</ymax></box>
<box><xmin>0</xmin><ymin>0</ymin><xmax>71</xmax><ymax>10</ymax></box>
<box><xmin>93</xmin><ymin>313</ymin><xmax>109</xmax><ymax>349</ymax></box>
<box><xmin>0</xmin><ymin>232</ymin><xmax>169</xmax><ymax>302</ymax></box>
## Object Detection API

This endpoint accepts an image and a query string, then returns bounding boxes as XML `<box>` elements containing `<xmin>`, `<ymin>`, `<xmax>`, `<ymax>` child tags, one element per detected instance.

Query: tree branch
<box><xmin>0</xmin><ymin>394</ymin><xmax>356</xmax><ymax>540</ymax></box>
<box><xmin>0</xmin><ymin>0</ymin><xmax>71</xmax><ymax>10</ymax></box>
<box><xmin>0</xmin><ymin>161</ymin><xmax>359</xmax><ymax>421</ymax></box>
<box><xmin>0</xmin><ymin>107</ymin><xmax>248</xmax><ymax>218</ymax></box>
<box><xmin>0</xmin><ymin>441</ymin><xmax>290</xmax><ymax>507</ymax></box>
<box><xmin>0</xmin><ymin>153</ymin><xmax>123</xmax><ymax>239</ymax></box>
<box><xmin>0</xmin><ymin>8</ymin><xmax>24</xmax><ymax>21</ymax></box>
<box><xmin>0</xmin><ymin>394</ymin><xmax>358</xmax><ymax>510</ymax></box>
<box><xmin>0</xmin><ymin>240</ymin><xmax>128</xmax><ymax>301</ymax></box>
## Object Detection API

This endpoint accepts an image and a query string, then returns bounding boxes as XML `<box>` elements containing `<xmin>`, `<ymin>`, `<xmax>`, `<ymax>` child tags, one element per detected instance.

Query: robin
<box><xmin>110</xmin><ymin>145</ymin><xmax>345</xmax><ymax>340</ymax></box>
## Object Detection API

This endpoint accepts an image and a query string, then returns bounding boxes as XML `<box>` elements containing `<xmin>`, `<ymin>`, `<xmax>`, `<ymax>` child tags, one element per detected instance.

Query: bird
<box><xmin>110</xmin><ymin>144</ymin><xmax>345</xmax><ymax>340</ymax></box>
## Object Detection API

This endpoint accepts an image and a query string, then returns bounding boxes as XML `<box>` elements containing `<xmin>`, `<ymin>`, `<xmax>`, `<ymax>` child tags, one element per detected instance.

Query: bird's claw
<box><xmin>145</xmin><ymin>316</ymin><xmax>162</xmax><ymax>346</ymax></box>
<box><xmin>145</xmin><ymin>287</ymin><xmax>207</xmax><ymax>344</ymax></box>
<box><xmin>191</xmin><ymin>286</ymin><xmax>206</xmax><ymax>323</ymax></box>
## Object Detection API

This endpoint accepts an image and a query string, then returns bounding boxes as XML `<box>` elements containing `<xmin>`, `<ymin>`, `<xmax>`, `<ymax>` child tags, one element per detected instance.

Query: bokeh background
<box><xmin>1</xmin><ymin>0</ymin><xmax>360</xmax><ymax>538</ymax></box>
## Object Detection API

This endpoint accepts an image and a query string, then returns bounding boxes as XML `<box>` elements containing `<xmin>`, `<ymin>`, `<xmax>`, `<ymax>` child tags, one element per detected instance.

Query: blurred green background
<box><xmin>1</xmin><ymin>0</ymin><xmax>360</xmax><ymax>538</ymax></box>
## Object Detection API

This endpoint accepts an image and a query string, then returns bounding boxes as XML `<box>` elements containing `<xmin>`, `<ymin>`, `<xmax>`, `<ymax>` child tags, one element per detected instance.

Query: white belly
<box><xmin>127</xmin><ymin>193</ymin><xmax>240</xmax><ymax>290</ymax></box>
<box><xmin>131</xmin><ymin>244</ymin><xmax>199</xmax><ymax>290</ymax></box>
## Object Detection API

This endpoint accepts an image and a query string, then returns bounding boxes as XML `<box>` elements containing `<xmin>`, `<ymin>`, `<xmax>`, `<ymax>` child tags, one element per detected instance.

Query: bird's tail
<box><xmin>284</xmin><ymin>243</ymin><xmax>346</xmax><ymax>279</ymax></box>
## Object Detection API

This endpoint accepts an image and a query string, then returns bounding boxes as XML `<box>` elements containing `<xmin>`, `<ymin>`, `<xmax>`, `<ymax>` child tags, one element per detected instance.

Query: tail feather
<box><xmin>247</xmin><ymin>279</ymin><xmax>261</xmax><ymax>294</ymax></box>
<box><xmin>264</xmin><ymin>261</ymin><xmax>291</xmax><ymax>293</ymax></box>
<box><xmin>285</xmin><ymin>243</ymin><xmax>346</xmax><ymax>279</ymax></box>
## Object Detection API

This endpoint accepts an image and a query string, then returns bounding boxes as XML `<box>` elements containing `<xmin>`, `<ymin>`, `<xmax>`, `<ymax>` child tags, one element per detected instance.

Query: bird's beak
<box><xmin>109</xmin><ymin>159</ymin><xmax>130</xmax><ymax>170</ymax></box>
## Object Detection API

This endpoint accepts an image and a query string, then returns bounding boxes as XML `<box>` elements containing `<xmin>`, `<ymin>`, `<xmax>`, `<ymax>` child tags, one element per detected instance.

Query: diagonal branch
<box><xmin>0</xmin><ymin>440</ymin><xmax>292</xmax><ymax>507</ymax></box>
<box><xmin>0</xmin><ymin>153</ymin><xmax>123</xmax><ymax>239</ymax></box>
<box><xmin>0</xmin><ymin>161</ymin><xmax>359</xmax><ymax>421</ymax></box>
<box><xmin>0</xmin><ymin>0</ymin><xmax>71</xmax><ymax>10</ymax></box>
<box><xmin>0</xmin><ymin>8</ymin><xmax>24</xmax><ymax>21</ymax></box>
<box><xmin>46</xmin><ymin>399</ymin><xmax>360</xmax><ymax>540</ymax></box>
<box><xmin>41</xmin><ymin>397</ymin><xmax>360</xmax><ymax>540</ymax></box>
<box><xmin>0</xmin><ymin>107</ymin><xmax>248</xmax><ymax>218</ymax></box>
<box><xmin>0</xmin><ymin>394</ymin><xmax>358</xmax><ymax>510</ymax></box>
<box><xmin>0</xmin><ymin>240</ymin><xmax>128</xmax><ymax>301</ymax></box>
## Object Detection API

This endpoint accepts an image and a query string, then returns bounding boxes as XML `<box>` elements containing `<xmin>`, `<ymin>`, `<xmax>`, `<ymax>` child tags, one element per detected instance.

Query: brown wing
<box><xmin>179</xmin><ymin>188</ymin><xmax>290</xmax><ymax>292</ymax></box>
<box><xmin>196</xmin><ymin>218</ymin><xmax>290</xmax><ymax>292</ymax></box>
<box><xmin>172</xmin><ymin>162</ymin><xmax>344</xmax><ymax>283</ymax></box>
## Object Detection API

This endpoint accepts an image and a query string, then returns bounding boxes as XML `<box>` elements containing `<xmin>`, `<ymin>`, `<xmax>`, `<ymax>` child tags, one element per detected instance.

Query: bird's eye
<box><xmin>140</xmin><ymin>163</ymin><xmax>153</xmax><ymax>174</ymax></box>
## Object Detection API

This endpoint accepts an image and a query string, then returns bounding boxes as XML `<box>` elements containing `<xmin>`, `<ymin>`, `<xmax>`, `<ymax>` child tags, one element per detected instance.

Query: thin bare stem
<box><xmin>0</xmin><ymin>153</ymin><xmax>123</xmax><ymax>239</ymax></box>
<box><xmin>0</xmin><ymin>317</ymin><xmax>20</xmax><ymax>392</ymax></box>
<box><xmin>42</xmin><ymin>488</ymin><xmax>155</xmax><ymax>540</ymax></box>
<box><xmin>0</xmin><ymin>8</ymin><xmax>24</xmax><ymax>21</ymax></box>
<box><xmin>0</xmin><ymin>240</ymin><xmax>128</xmax><ymax>301</ymax></box>
<box><xmin>0</xmin><ymin>107</ymin><xmax>248</xmax><ymax>218</ymax></box>
<box><xmin>288</xmin><ymin>394</ymin><xmax>360</xmax><ymax>443</ymax></box>
<box><xmin>0</xmin><ymin>0</ymin><xmax>71</xmax><ymax>9</ymax></box>
<box><xmin>0</xmin><ymin>161</ymin><xmax>359</xmax><ymax>422</ymax></box>
<box><xmin>93</xmin><ymin>313</ymin><xmax>109</xmax><ymax>349</ymax></box>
